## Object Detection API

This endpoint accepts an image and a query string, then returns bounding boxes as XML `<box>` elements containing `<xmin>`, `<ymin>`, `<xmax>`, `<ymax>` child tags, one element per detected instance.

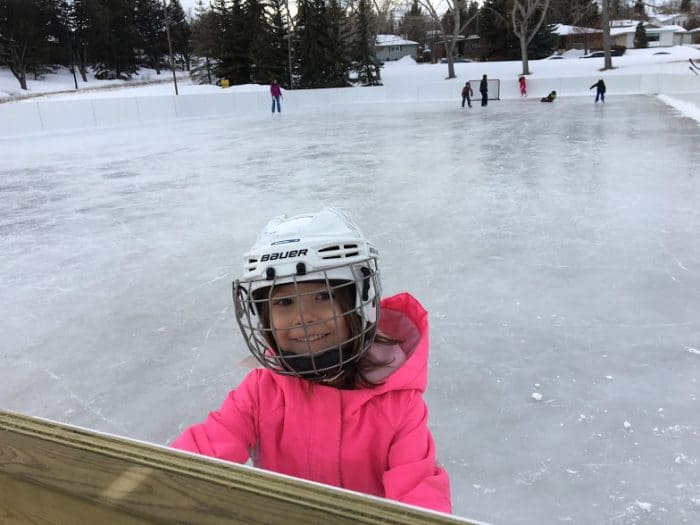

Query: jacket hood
<box><xmin>341</xmin><ymin>292</ymin><xmax>430</xmax><ymax>413</ymax></box>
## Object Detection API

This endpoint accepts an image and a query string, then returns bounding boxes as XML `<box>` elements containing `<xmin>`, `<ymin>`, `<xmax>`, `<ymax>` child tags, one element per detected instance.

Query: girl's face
<box><xmin>269</xmin><ymin>282</ymin><xmax>350</xmax><ymax>355</ymax></box>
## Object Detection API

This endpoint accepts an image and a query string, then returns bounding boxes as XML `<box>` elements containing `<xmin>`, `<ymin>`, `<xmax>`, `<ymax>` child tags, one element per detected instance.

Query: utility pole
<box><xmin>163</xmin><ymin>0</ymin><xmax>179</xmax><ymax>95</ymax></box>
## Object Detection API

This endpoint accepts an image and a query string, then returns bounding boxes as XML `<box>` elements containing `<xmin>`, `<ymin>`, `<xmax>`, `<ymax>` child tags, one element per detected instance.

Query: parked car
<box><xmin>580</xmin><ymin>49</ymin><xmax>625</xmax><ymax>58</ymax></box>
<box><xmin>440</xmin><ymin>57</ymin><xmax>473</xmax><ymax>63</ymax></box>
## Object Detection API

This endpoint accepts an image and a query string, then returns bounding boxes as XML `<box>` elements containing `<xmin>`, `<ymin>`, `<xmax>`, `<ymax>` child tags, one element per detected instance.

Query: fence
<box><xmin>1</xmin><ymin>73</ymin><xmax>698</xmax><ymax>139</ymax></box>
<box><xmin>0</xmin><ymin>410</ymin><xmax>484</xmax><ymax>525</ymax></box>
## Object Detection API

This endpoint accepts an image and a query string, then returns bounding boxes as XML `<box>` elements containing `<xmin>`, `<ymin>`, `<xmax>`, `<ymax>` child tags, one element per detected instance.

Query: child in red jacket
<box><xmin>172</xmin><ymin>207</ymin><xmax>452</xmax><ymax>514</ymax></box>
<box><xmin>519</xmin><ymin>75</ymin><xmax>527</xmax><ymax>96</ymax></box>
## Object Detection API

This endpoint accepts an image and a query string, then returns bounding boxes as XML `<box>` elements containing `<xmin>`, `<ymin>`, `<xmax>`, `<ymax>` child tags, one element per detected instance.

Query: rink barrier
<box><xmin>1</xmin><ymin>72</ymin><xmax>698</xmax><ymax>138</ymax></box>
<box><xmin>0</xmin><ymin>410</ymin><xmax>482</xmax><ymax>525</ymax></box>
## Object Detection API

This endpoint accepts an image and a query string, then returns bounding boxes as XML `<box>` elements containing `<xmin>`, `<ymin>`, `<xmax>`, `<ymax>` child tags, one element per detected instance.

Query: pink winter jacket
<box><xmin>270</xmin><ymin>83</ymin><xmax>282</xmax><ymax>98</ymax></box>
<box><xmin>171</xmin><ymin>292</ymin><xmax>452</xmax><ymax>514</ymax></box>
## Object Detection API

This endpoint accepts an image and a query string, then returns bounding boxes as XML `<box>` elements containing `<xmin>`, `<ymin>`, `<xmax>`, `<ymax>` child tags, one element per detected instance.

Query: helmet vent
<box><xmin>246</xmin><ymin>258</ymin><xmax>258</xmax><ymax>272</ymax></box>
<box><xmin>318</xmin><ymin>243</ymin><xmax>360</xmax><ymax>259</ymax></box>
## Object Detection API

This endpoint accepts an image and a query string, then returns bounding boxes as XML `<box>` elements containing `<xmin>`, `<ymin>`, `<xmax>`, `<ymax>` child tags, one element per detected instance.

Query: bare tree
<box><xmin>418</xmin><ymin>0</ymin><xmax>477</xmax><ymax>78</ymax></box>
<box><xmin>600</xmin><ymin>0</ymin><xmax>613</xmax><ymax>69</ymax></box>
<box><xmin>511</xmin><ymin>0</ymin><xmax>551</xmax><ymax>75</ymax></box>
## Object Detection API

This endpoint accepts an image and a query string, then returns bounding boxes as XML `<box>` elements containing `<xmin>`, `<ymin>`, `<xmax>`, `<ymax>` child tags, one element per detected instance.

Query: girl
<box><xmin>518</xmin><ymin>75</ymin><xmax>527</xmax><ymax>97</ymax></box>
<box><xmin>270</xmin><ymin>79</ymin><xmax>282</xmax><ymax>113</ymax></box>
<box><xmin>172</xmin><ymin>207</ymin><xmax>452</xmax><ymax>514</ymax></box>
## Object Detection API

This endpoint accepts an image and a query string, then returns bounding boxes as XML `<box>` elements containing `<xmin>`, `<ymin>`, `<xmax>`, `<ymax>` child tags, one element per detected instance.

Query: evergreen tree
<box><xmin>350</xmin><ymin>0</ymin><xmax>380</xmax><ymax>86</ymax></box>
<box><xmin>679</xmin><ymin>0</ymin><xmax>691</xmax><ymax>13</ymax></box>
<box><xmin>90</xmin><ymin>0</ymin><xmax>139</xmax><ymax>79</ymax></box>
<box><xmin>250</xmin><ymin>0</ymin><xmax>291</xmax><ymax>85</ymax></box>
<box><xmin>134</xmin><ymin>0</ymin><xmax>165</xmax><ymax>74</ymax></box>
<box><xmin>0</xmin><ymin>0</ymin><xmax>55</xmax><ymax>89</ymax></box>
<box><xmin>190</xmin><ymin>0</ymin><xmax>218</xmax><ymax>84</ymax></box>
<box><xmin>209</xmin><ymin>0</ymin><xmax>249</xmax><ymax>84</ymax></box>
<box><xmin>67</xmin><ymin>0</ymin><xmax>91</xmax><ymax>81</ymax></box>
<box><xmin>227</xmin><ymin>0</ymin><xmax>252</xmax><ymax>83</ymax></box>
<box><xmin>325</xmin><ymin>0</ymin><xmax>351</xmax><ymax>86</ymax></box>
<box><xmin>398</xmin><ymin>0</ymin><xmax>427</xmax><ymax>45</ymax></box>
<box><xmin>294</xmin><ymin>0</ymin><xmax>332</xmax><ymax>88</ymax></box>
<box><xmin>633</xmin><ymin>21</ymin><xmax>648</xmax><ymax>48</ymax></box>
<box><xmin>167</xmin><ymin>0</ymin><xmax>192</xmax><ymax>70</ymax></box>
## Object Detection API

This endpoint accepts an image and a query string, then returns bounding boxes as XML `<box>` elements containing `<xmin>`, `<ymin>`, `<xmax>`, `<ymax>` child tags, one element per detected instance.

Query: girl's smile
<box><xmin>269</xmin><ymin>282</ymin><xmax>350</xmax><ymax>355</ymax></box>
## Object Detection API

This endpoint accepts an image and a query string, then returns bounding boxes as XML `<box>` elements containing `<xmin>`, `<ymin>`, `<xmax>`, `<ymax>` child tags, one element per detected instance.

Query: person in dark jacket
<box><xmin>479</xmin><ymin>74</ymin><xmax>488</xmax><ymax>106</ymax></box>
<box><xmin>461</xmin><ymin>81</ymin><xmax>473</xmax><ymax>108</ymax></box>
<box><xmin>590</xmin><ymin>78</ymin><xmax>606</xmax><ymax>103</ymax></box>
<box><xmin>540</xmin><ymin>90</ymin><xmax>557</xmax><ymax>103</ymax></box>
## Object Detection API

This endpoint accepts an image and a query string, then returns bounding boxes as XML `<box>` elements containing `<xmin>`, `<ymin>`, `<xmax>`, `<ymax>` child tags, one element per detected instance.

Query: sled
<box><xmin>0</xmin><ymin>410</ymin><xmax>484</xmax><ymax>525</ymax></box>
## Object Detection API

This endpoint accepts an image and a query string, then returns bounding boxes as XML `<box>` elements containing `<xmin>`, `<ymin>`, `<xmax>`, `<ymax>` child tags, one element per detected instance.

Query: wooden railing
<box><xmin>0</xmin><ymin>410</ymin><xmax>485</xmax><ymax>525</ymax></box>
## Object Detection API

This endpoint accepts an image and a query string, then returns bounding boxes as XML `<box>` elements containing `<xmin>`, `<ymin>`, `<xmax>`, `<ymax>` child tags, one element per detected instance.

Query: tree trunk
<box><xmin>520</xmin><ymin>34</ymin><xmax>530</xmax><ymax>74</ymax></box>
<box><xmin>206</xmin><ymin>56</ymin><xmax>212</xmax><ymax>85</ymax></box>
<box><xmin>601</xmin><ymin>0</ymin><xmax>613</xmax><ymax>69</ymax></box>
<box><xmin>446</xmin><ymin>38</ymin><xmax>456</xmax><ymax>78</ymax></box>
<box><xmin>79</xmin><ymin>47</ymin><xmax>88</xmax><ymax>82</ymax></box>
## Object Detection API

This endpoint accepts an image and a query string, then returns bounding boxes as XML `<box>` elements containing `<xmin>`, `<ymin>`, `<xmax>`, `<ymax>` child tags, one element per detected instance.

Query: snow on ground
<box><xmin>2</xmin><ymin>45</ymin><xmax>700</xmax><ymax>102</ymax></box>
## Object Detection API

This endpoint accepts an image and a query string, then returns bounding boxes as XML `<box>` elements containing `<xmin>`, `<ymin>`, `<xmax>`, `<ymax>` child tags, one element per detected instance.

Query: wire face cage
<box><xmin>233</xmin><ymin>258</ymin><xmax>381</xmax><ymax>381</ymax></box>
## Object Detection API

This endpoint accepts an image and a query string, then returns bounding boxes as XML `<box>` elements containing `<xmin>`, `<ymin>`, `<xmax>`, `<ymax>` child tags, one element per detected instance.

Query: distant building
<box><xmin>375</xmin><ymin>35</ymin><xmax>419</xmax><ymax>62</ymax></box>
<box><xmin>552</xmin><ymin>24</ymin><xmax>602</xmax><ymax>52</ymax></box>
<box><xmin>690</xmin><ymin>27</ymin><xmax>700</xmax><ymax>45</ymax></box>
<box><xmin>610</xmin><ymin>23</ymin><xmax>692</xmax><ymax>47</ymax></box>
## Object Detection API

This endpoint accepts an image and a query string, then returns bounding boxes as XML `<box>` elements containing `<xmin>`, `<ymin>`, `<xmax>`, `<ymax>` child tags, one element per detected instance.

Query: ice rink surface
<box><xmin>2</xmin><ymin>95</ymin><xmax>699</xmax><ymax>524</ymax></box>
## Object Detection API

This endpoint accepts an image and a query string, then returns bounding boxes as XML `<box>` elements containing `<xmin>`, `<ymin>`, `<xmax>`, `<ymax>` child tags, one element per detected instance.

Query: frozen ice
<box><xmin>2</xmin><ymin>95</ymin><xmax>700</xmax><ymax>524</ymax></box>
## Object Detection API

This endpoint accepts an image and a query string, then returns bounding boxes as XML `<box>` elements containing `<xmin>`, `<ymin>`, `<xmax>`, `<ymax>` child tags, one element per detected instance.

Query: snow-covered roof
<box><xmin>376</xmin><ymin>34</ymin><xmax>419</xmax><ymax>46</ymax></box>
<box><xmin>610</xmin><ymin>23</ymin><xmax>687</xmax><ymax>36</ymax></box>
<box><xmin>552</xmin><ymin>24</ymin><xmax>601</xmax><ymax>36</ymax></box>
<box><xmin>650</xmin><ymin>13</ymin><xmax>688</xmax><ymax>24</ymax></box>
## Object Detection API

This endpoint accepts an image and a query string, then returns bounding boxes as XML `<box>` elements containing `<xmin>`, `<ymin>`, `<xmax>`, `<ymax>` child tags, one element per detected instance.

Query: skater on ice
<box><xmin>461</xmin><ymin>81</ymin><xmax>473</xmax><ymax>108</ymax></box>
<box><xmin>519</xmin><ymin>75</ymin><xmax>527</xmax><ymax>97</ymax></box>
<box><xmin>480</xmin><ymin>74</ymin><xmax>489</xmax><ymax>106</ymax></box>
<box><xmin>541</xmin><ymin>90</ymin><xmax>557</xmax><ymax>102</ymax></box>
<box><xmin>172</xmin><ymin>207</ymin><xmax>452</xmax><ymax>514</ymax></box>
<box><xmin>590</xmin><ymin>78</ymin><xmax>606</xmax><ymax>103</ymax></box>
<box><xmin>270</xmin><ymin>79</ymin><xmax>283</xmax><ymax>113</ymax></box>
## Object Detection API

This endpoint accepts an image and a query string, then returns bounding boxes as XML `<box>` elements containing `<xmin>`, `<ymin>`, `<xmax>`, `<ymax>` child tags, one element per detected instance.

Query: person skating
<box><xmin>270</xmin><ymin>79</ymin><xmax>283</xmax><ymax>113</ymax></box>
<box><xmin>519</xmin><ymin>75</ymin><xmax>527</xmax><ymax>97</ymax></box>
<box><xmin>540</xmin><ymin>90</ymin><xmax>557</xmax><ymax>103</ymax></box>
<box><xmin>171</xmin><ymin>207</ymin><xmax>452</xmax><ymax>514</ymax></box>
<box><xmin>479</xmin><ymin>74</ymin><xmax>488</xmax><ymax>106</ymax></box>
<box><xmin>590</xmin><ymin>78</ymin><xmax>606</xmax><ymax>103</ymax></box>
<box><xmin>461</xmin><ymin>81</ymin><xmax>473</xmax><ymax>108</ymax></box>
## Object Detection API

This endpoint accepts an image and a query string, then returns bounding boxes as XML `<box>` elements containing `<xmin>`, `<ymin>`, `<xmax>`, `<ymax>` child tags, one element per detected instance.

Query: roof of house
<box><xmin>376</xmin><ymin>34</ymin><xmax>419</xmax><ymax>47</ymax></box>
<box><xmin>552</xmin><ymin>23</ymin><xmax>601</xmax><ymax>36</ymax></box>
<box><xmin>610</xmin><ymin>23</ymin><xmax>687</xmax><ymax>36</ymax></box>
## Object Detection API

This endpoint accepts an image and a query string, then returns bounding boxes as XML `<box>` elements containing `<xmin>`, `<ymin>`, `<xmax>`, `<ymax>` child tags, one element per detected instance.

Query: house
<box><xmin>610</xmin><ymin>23</ymin><xmax>691</xmax><ymax>47</ymax></box>
<box><xmin>375</xmin><ymin>35</ymin><xmax>419</xmax><ymax>62</ymax></box>
<box><xmin>690</xmin><ymin>27</ymin><xmax>700</xmax><ymax>45</ymax></box>
<box><xmin>648</xmin><ymin>13</ymin><xmax>690</xmax><ymax>27</ymax></box>
<box><xmin>552</xmin><ymin>24</ymin><xmax>603</xmax><ymax>52</ymax></box>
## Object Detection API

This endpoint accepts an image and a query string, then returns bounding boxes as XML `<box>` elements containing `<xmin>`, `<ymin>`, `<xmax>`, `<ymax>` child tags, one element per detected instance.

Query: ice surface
<box><xmin>2</xmin><ymin>96</ymin><xmax>700</xmax><ymax>524</ymax></box>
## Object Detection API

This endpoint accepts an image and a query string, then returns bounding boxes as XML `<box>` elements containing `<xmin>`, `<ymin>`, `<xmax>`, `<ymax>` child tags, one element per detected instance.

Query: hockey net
<box><xmin>469</xmin><ymin>78</ymin><xmax>500</xmax><ymax>100</ymax></box>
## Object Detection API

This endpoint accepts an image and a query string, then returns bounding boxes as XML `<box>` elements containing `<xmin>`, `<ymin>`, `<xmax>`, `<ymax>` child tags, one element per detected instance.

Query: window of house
<box><xmin>647</xmin><ymin>33</ymin><xmax>660</xmax><ymax>42</ymax></box>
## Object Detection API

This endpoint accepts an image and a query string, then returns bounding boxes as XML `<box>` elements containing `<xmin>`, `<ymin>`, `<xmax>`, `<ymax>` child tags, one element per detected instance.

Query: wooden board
<box><xmin>0</xmin><ymin>410</ymin><xmax>484</xmax><ymax>525</ymax></box>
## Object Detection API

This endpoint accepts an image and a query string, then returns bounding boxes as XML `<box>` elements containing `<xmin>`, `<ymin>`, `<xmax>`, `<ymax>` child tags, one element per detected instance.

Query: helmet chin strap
<box><xmin>279</xmin><ymin>348</ymin><xmax>345</xmax><ymax>379</ymax></box>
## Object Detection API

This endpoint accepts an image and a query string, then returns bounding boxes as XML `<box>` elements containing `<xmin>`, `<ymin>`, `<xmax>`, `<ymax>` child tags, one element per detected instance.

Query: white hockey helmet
<box><xmin>233</xmin><ymin>207</ymin><xmax>381</xmax><ymax>379</ymax></box>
